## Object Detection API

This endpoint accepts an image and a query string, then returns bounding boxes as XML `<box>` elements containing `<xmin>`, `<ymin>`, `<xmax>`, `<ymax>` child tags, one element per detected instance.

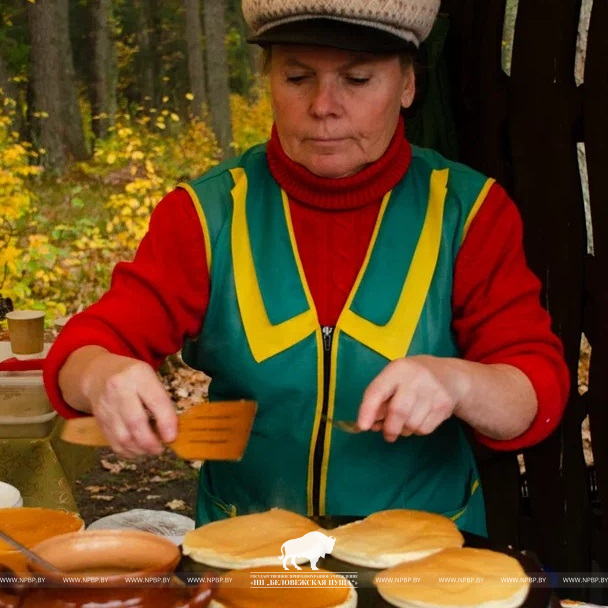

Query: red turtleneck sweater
<box><xmin>43</xmin><ymin>120</ymin><xmax>569</xmax><ymax>451</ymax></box>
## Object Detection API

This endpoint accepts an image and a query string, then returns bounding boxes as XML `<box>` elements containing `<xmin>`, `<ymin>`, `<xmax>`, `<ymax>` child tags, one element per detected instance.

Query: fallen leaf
<box><xmin>165</xmin><ymin>499</ymin><xmax>187</xmax><ymax>511</ymax></box>
<box><xmin>160</xmin><ymin>470</ymin><xmax>182</xmax><ymax>480</ymax></box>
<box><xmin>85</xmin><ymin>485</ymin><xmax>107</xmax><ymax>493</ymax></box>
<box><xmin>91</xmin><ymin>495</ymin><xmax>114</xmax><ymax>501</ymax></box>
<box><xmin>101</xmin><ymin>458</ymin><xmax>137</xmax><ymax>473</ymax></box>
<box><xmin>146</xmin><ymin>495</ymin><xmax>161</xmax><ymax>500</ymax></box>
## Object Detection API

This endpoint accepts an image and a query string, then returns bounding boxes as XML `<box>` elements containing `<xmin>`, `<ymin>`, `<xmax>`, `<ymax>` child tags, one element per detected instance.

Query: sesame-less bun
<box><xmin>330</xmin><ymin>510</ymin><xmax>464</xmax><ymax>568</ymax></box>
<box><xmin>374</xmin><ymin>547</ymin><xmax>530</xmax><ymax>608</ymax></box>
<box><xmin>182</xmin><ymin>508</ymin><xmax>321</xmax><ymax>568</ymax></box>
<box><xmin>209</xmin><ymin>565</ymin><xmax>357</xmax><ymax>608</ymax></box>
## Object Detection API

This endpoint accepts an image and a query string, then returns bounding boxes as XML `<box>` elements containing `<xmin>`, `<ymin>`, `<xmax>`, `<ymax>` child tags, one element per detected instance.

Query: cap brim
<box><xmin>248</xmin><ymin>18</ymin><xmax>417</xmax><ymax>54</ymax></box>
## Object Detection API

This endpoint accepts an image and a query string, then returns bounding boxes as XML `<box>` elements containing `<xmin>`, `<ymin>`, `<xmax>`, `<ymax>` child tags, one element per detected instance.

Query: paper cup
<box><xmin>6</xmin><ymin>310</ymin><xmax>45</xmax><ymax>360</ymax></box>
<box><xmin>54</xmin><ymin>315</ymin><xmax>72</xmax><ymax>334</ymax></box>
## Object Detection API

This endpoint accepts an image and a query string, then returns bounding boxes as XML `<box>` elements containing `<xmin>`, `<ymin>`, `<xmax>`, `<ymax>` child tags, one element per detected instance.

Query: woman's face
<box><xmin>269</xmin><ymin>45</ymin><xmax>415</xmax><ymax>178</ymax></box>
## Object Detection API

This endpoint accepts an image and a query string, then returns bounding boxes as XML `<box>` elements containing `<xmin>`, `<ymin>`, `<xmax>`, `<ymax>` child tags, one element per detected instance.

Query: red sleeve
<box><xmin>43</xmin><ymin>188</ymin><xmax>210</xmax><ymax>419</ymax></box>
<box><xmin>452</xmin><ymin>182</ymin><xmax>570</xmax><ymax>451</ymax></box>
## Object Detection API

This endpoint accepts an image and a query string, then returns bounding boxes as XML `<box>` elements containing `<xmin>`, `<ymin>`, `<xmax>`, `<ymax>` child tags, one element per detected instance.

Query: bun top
<box><xmin>332</xmin><ymin>509</ymin><xmax>464</xmax><ymax>558</ymax></box>
<box><xmin>213</xmin><ymin>565</ymin><xmax>354</xmax><ymax>608</ymax></box>
<box><xmin>182</xmin><ymin>508</ymin><xmax>320</xmax><ymax>560</ymax></box>
<box><xmin>374</xmin><ymin>547</ymin><xmax>530</xmax><ymax>607</ymax></box>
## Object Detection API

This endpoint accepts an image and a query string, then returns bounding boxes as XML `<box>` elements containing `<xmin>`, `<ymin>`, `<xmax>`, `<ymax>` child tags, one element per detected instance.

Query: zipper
<box><xmin>312</xmin><ymin>325</ymin><xmax>334</xmax><ymax>516</ymax></box>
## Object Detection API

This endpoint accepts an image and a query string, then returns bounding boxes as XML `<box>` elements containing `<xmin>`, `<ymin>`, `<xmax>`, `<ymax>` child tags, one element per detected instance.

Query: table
<box><xmin>0</xmin><ymin>416</ymin><xmax>96</xmax><ymax>512</ymax></box>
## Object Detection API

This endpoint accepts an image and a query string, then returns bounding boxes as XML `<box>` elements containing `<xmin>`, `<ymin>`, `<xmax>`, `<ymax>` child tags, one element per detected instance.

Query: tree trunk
<box><xmin>28</xmin><ymin>0</ymin><xmax>66</xmax><ymax>170</ymax></box>
<box><xmin>235</xmin><ymin>2</ymin><xmax>260</xmax><ymax>95</ymax></box>
<box><xmin>89</xmin><ymin>0</ymin><xmax>117</xmax><ymax>139</ymax></box>
<box><xmin>203</xmin><ymin>0</ymin><xmax>234</xmax><ymax>157</ymax></box>
<box><xmin>134</xmin><ymin>0</ymin><xmax>159</xmax><ymax>110</ymax></box>
<box><xmin>57</xmin><ymin>0</ymin><xmax>89</xmax><ymax>160</ymax></box>
<box><xmin>184</xmin><ymin>0</ymin><xmax>207</xmax><ymax>119</ymax></box>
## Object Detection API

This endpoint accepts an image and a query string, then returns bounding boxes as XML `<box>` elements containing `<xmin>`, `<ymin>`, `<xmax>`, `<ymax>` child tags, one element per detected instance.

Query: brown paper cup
<box><xmin>6</xmin><ymin>310</ymin><xmax>45</xmax><ymax>359</ymax></box>
<box><xmin>54</xmin><ymin>315</ymin><xmax>72</xmax><ymax>334</ymax></box>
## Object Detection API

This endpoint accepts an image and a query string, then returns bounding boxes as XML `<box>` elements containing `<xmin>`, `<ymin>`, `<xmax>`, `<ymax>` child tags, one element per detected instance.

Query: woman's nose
<box><xmin>309</xmin><ymin>81</ymin><xmax>342</xmax><ymax>117</ymax></box>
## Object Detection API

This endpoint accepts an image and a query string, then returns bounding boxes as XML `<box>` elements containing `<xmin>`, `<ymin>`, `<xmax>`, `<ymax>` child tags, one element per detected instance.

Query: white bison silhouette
<box><xmin>278</xmin><ymin>531</ymin><xmax>336</xmax><ymax>570</ymax></box>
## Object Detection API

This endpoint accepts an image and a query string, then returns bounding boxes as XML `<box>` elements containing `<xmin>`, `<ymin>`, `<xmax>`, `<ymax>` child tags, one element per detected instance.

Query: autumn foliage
<box><xmin>0</xmin><ymin>84</ymin><xmax>273</xmax><ymax>322</ymax></box>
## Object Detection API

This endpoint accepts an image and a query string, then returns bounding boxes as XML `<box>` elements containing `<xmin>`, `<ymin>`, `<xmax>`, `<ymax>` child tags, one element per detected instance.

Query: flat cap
<box><xmin>243</xmin><ymin>0</ymin><xmax>441</xmax><ymax>51</ymax></box>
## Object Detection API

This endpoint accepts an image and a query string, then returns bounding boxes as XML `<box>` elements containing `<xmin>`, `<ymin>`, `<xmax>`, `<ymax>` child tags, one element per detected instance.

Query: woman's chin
<box><xmin>301</xmin><ymin>157</ymin><xmax>362</xmax><ymax>179</ymax></box>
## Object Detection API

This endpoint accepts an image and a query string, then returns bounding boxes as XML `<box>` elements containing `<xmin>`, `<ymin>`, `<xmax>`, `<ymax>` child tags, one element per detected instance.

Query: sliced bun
<box><xmin>330</xmin><ymin>510</ymin><xmax>464</xmax><ymax>568</ymax></box>
<box><xmin>374</xmin><ymin>547</ymin><xmax>529</xmax><ymax>608</ymax></box>
<box><xmin>182</xmin><ymin>508</ymin><xmax>321</xmax><ymax>568</ymax></box>
<box><xmin>209</xmin><ymin>565</ymin><xmax>357</xmax><ymax>608</ymax></box>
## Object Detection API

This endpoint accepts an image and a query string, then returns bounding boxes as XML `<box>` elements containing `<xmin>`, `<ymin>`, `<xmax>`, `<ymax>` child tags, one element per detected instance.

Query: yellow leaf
<box><xmin>170</xmin><ymin>113</ymin><xmax>179</xmax><ymax>122</ymax></box>
<box><xmin>185</xmin><ymin>92</ymin><xmax>194</xmax><ymax>101</ymax></box>
<box><xmin>107</xmin><ymin>152</ymin><xmax>116</xmax><ymax>164</ymax></box>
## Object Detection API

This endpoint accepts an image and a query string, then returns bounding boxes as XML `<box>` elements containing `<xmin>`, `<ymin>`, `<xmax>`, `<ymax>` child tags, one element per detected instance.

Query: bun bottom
<box><xmin>208</xmin><ymin>584</ymin><xmax>358</xmax><ymax>608</ymax></box>
<box><xmin>378</xmin><ymin>584</ymin><xmax>529</xmax><ymax>608</ymax></box>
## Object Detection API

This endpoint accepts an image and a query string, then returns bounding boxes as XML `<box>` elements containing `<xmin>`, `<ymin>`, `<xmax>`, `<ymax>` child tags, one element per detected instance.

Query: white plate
<box><xmin>88</xmin><ymin>508</ymin><xmax>195</xmax><ymax>545</ymax></box>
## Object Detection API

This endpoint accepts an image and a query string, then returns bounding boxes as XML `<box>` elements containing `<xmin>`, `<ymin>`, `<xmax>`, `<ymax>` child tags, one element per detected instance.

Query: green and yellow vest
<box><xmin>181</xmin><ymin>143</ymin><xmax>494</xmax><ymax>536</ymax></box>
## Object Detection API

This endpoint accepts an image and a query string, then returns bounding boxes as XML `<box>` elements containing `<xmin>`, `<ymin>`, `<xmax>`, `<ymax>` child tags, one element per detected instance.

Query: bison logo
<box><xmin>279</xmin><ymin>530</ymin><xmax>336</xmax><ymax>570</ymax></box>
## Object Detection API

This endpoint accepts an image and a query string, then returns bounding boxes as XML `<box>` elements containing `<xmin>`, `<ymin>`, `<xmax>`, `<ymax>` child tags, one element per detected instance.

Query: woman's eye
<box><xmin>346</xmin><ymin>76</ymin><xmax>370</xmax><ymax>85</ymax></box>
<box><xmin>286</xmin><ymin>75</ymin><xmax>307</xmax><ymax>84</ymax></box>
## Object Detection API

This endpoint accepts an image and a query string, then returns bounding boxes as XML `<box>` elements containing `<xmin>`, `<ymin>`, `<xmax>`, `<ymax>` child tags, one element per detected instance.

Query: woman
<box><xmin>44</xmin><ymin>0</ymin><xmax>569</xmax><ymax>536</ymax></box>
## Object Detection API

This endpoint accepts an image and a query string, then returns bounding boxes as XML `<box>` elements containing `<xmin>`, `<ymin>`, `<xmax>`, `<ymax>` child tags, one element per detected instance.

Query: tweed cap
<box><xmin>243</xmin><ymin>0</ymin><xmax>440</xmax><ymax>51</ymax></box>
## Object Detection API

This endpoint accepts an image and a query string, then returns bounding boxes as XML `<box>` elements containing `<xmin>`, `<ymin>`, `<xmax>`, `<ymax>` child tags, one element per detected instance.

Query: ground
<box><xmin>74</xmin><ymin>448</ymin><xmax>199</xmax><ymax>526</ymax></box>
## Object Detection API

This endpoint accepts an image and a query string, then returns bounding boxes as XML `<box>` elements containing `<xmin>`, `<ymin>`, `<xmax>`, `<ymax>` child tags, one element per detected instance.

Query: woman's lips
<box><xmin>307</xmin><ymin>138</ymin><xmax>348</xmax><ymax>148</ymax></box>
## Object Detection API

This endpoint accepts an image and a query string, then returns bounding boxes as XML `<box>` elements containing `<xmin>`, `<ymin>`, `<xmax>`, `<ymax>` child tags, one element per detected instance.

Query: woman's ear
<box><xmin>400</xmin><ymin>66</ymin><xmax>416</xmax><ymax>110</ymax></box>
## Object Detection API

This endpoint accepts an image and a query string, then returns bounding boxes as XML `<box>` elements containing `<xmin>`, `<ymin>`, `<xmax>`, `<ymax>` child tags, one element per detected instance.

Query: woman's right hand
<box><xmin>59</xmin><ymin>346</ymin><xmax>178</xmax><ymax>458</ymax></box>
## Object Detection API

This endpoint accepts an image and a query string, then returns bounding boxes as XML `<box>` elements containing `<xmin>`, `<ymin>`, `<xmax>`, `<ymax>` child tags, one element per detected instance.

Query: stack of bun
<box><xmin>373</xmin><ymin>546</ymin><xmax>530</xmax><ymax>608</ymax></box>
<box><xmin>330</xmin><ymin>510</ymin><xmax>529</xmax><ymax>608</ymax></box>
<box><xmin>330</xmin><ymin>509</ymin><xmax>464</xmax><ymax>568</ymax></box>
<box><xmin>182</xmin><ymin>508</ymin><xmax>322</xmax><ymax>568</ymax></box>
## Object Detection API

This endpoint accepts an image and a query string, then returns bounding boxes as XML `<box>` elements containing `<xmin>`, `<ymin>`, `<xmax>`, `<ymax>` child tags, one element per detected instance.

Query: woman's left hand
<box><xmin>356</xmin><ymin>355</ymin><xmax>466</xmax><ymax>442</ymax></box>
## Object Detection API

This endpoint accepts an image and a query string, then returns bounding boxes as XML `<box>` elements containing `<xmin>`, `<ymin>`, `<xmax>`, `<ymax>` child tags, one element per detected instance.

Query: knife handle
<box><xmin>60</xmin><ymin>417</ymin><xmax>110</xmax><ymax>447</ymax></box>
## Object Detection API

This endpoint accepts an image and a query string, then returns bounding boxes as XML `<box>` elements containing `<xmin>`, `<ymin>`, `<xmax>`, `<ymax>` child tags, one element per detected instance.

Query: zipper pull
<box><xmin>322</xmin><ymin>326</ymin><xmax>334</xmax><ymax>352</ymax></box>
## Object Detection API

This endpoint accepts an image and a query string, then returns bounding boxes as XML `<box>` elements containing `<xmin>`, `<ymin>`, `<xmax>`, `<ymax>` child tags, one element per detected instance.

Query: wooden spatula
<box><xmin>60</xmin><ymin>400</ymin><xmax>257</xmax><ymax>461</ymax></box>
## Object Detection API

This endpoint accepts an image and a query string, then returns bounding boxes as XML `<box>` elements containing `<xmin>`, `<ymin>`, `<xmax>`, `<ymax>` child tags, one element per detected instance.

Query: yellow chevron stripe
<box><xmin>338</xmin><ymin>169</ymin><xmax>449</xmax><ymax>360</ymax></box>
<box><xmin>231</xmin><ymin>173</ymin><xmax>317</xmax><ymax>363</ymax></box>
<box><xmin>178</xmin><ymin>181</ymin><xmax>213</xmax><ymax>274</ymax></box>
<box><xmin>450</xmin><ymin>477</ymin><xmax>481</xmax><ymax>522</ymax></box>
<box><xmin>462</xmin><ymin>178</ymin><xmax>495</xmax><ymax>243</ymax></box>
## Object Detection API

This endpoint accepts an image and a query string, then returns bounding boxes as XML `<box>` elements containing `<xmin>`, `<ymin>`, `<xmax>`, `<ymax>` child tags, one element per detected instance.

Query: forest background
<box><xmin>0</xmin><ymin>0</ymin><xmax>272</xmax><ymax>321</ymax></box>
